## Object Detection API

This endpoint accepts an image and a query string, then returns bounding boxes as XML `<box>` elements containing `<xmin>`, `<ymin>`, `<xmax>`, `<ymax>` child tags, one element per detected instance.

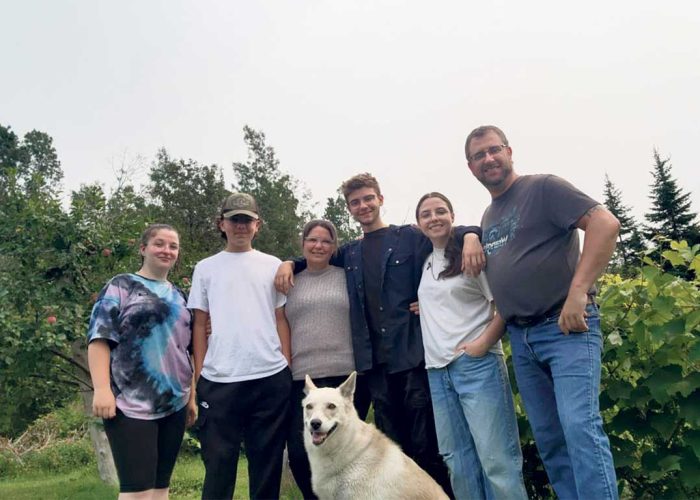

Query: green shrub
<box><xmin>599</xmin><ymin>241</ymin><xmax>700</xmax><ymax>498</ymax></box>
<box><xmin>0</xmin><ymin>399</ymin><xmax>93</xmax><ymax>478</ymax></box>
<box><xmin>0</xmin><ymin>450</ymin><xmax>21</xmax><ymax>477</ymax></box>
<box><xmin>23</xmin><ymin>439</ymin><xmax>93</xmax><ymax>473</ymax></box>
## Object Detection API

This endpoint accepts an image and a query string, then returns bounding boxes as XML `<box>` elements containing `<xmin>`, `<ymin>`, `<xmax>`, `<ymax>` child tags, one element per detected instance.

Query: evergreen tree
<box><xmin>323</xmin><ymin>188</ymin><xmax>361</xmax><ymax>244</ymax></box>
<box><xmin>232</xmin><ymin>126</ymin><xmax>305</xmax><ymax>259</ymax></box>
<box><xmin>645</xmin><ymin>150</ymin><xmax>699</xmax><ymax>244</ymax></box>
<box><xmin>603</xmin><ymin>174</ymin><xmax>645</xmax><ymax>273</ymax></box>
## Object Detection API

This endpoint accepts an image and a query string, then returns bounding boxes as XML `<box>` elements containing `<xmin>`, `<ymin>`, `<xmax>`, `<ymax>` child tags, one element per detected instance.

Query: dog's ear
<box><xmin>304</xmin><ymin>374</ymin><xmax>318</xmax><ymax>395</ymax></box>
<box><xmin>338</xmin><ymin>371</ymin><xmax>357</xmax><ymax>400</ymax></box>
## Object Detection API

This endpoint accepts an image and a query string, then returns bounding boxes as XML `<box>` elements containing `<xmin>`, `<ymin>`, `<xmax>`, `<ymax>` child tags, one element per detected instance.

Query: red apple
<box><xmin>47</xmin><ymin>316</ymin><xmax>57</xmax><ymax>325</ymax></box>
<box><xmin>102</xmin><ymin>248</ymin><xmax>112</xmax><ymax>257</ymax></box>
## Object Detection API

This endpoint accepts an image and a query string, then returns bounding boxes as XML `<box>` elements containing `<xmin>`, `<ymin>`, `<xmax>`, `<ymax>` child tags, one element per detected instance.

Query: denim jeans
<box><xmin>427</xmin><ymin>352</ymin><xmax>527</xmax><ymax>500</ymax></box>
<box><xmin>508</xmin><ymin>303</ymin><xmax>618</xmax><ymax>500</ymax></box>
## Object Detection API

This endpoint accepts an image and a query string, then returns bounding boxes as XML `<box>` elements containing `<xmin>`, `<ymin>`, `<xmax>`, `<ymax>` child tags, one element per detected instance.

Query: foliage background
<box><xmin>1</xmin><ymin>122</ymin><xmax>699</xmax><ymax>497</ymax></box>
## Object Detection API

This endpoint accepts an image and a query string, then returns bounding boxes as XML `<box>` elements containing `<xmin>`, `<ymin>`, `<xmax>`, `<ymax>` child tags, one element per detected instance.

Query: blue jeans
<box><xmin>427</xmin><ymin>352</ymin><xmax>527</xmax><ymax>500</ymax></box>
<box><xmin>508</xmin><ymin>303</ymin><xmax>618</xmax><ymax>500</ymax></box>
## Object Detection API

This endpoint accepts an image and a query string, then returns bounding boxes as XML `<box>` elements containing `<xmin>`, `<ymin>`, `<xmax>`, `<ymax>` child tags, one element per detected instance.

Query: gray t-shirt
<box><xmin>481</xmin><ymin>174</ymin><xmax>599</xmax><ymax>323</ymax></box>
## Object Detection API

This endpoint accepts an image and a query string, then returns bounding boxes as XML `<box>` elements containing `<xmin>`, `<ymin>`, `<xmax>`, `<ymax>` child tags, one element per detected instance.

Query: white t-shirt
<box><xmin>187</xmin><ymin>249</ymin><xmax>288</xmax><ymax>383</ymax></box>
<box><xmin>417</xmin><ymin>247</ymin><xmax>503</xmax><ymax>369</ymax></box>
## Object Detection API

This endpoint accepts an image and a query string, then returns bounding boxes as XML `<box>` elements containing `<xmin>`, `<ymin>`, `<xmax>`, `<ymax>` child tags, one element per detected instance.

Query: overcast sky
<box><xmin>2</xmin><ymin>0</ymin><xmax>699</xmax><ymax>228</ymax></box>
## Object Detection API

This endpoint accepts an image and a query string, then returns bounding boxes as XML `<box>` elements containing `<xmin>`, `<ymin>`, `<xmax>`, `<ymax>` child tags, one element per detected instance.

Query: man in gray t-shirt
<box><xmin>463</xmin><ymin>125</ymin><xmax>621</xmax><ymax>499</ymax></box>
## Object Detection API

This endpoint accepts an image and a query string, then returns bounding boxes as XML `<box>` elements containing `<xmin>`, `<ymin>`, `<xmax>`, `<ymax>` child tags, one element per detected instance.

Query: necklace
<box><xmin>428</xmin><ymin>250</ymin><xmax>444</xmax><ymax>280</ymax></box>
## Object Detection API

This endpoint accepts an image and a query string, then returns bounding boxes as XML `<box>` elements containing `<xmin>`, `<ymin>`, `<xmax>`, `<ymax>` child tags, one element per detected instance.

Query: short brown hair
<box><xmin>340</xmin><ymin>173</ymin><xmax>381</xmax><ymax>201</ymax></box>
<box><xmin>301</xmin><ymin>219</ymin><xmax>339</xmax><ymax>257</ymax></box>
<box><xmin>464</xmin><ymin>125</ymin><xmax>509</xmax><ymax>160</ymax></box>
<box><xmin>302</xmin><ymin>219</ymin><xmax>338</xmax><ymax>243</ymax></box>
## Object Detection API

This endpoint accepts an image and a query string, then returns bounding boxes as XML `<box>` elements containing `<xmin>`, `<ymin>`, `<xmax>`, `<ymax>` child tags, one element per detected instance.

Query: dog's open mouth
<box><xmin>311</xmin><ymin>423</ymin><xmax>337</xmax><ymax>446</ymax></box>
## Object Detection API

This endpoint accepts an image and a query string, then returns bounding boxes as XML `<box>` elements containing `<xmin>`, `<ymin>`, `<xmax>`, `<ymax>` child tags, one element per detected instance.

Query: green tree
<box><xmin>148</xmin><ymin>148</ymin><xmax>228</xmax><ymax>263</ymax></box>
<box><xmin>323</xmin><ymin>189</ymin><xmax>361</xmax><ymax>244</ymax></box>
<box><xmin>645</xmin><ymin>150</ymin><xmax>699</xmax><ymax>244</ymax></box>
<box><xmin>232</xmin><ymin>126</ymin><xmax>305</xmax><ymax>259</ymax></box>
<box><xmin>603</xmin><ymin>174</ymin><xmax>645</xmax><ymax>274</ymax></box>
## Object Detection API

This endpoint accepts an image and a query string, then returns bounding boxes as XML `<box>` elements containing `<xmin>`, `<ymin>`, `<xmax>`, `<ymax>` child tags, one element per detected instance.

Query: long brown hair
<box><xmin>415</xmin><ymin>192</ymin><xmax>461</xmax><ymax>279</ymax></box>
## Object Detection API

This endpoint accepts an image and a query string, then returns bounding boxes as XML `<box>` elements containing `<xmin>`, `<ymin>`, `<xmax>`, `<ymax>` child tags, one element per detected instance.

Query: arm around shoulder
<box><xmin>455</xmin><ymin>226</ymin><xmax>485</xmax><ymax>277</ymax></box>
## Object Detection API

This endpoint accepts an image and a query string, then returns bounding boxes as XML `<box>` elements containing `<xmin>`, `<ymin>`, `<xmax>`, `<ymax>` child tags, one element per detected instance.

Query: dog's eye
<box><xmin>327</xmin><ymin>403</ymin><xmax>336</xmax><ymax>410</ymax></box>
<box><xmin>305</xmin><ymin>403</ymin><xmax>313</xmax><ymax>410</ymax></box>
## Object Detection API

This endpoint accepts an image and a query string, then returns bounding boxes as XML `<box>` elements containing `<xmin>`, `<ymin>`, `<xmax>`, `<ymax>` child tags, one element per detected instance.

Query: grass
<box><xmin>0</xmin><ymin>453</ymin><xmax>303</xmax><ymax>499</ymax></box>
<box><xmin>0</xmin><ymin>400</ymin><xmax>304</xmax><ymax>499</ymax></box>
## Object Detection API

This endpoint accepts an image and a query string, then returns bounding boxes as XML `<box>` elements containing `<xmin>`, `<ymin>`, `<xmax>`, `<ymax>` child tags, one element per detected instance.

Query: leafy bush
<box><xmin>22</xmin><ymin>439</ymin><xmax>94</xmax><ymax>473</ymax></box>
<box><xmin>0</xmin><ymin>400</ymin><xmax>93</xmax><ymax>478</ymax></box>
<box><xmin>600</xmin><ymin>241</ymin><xmax>700</xmax><ymax>498</ymax></box>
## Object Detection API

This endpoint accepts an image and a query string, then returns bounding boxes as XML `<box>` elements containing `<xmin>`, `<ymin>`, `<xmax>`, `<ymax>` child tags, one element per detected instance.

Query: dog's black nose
<box><xmin>310</xmin><ymin>419</ymin><xmax>322</xmax><ymax>430</ymax></box>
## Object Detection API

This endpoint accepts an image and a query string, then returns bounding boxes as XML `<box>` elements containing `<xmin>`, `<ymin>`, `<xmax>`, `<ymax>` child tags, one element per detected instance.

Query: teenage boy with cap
<box><xmin>188</xmin><ymin>193</ymin><xmax>292</xmax><ymax>500</ymax></box>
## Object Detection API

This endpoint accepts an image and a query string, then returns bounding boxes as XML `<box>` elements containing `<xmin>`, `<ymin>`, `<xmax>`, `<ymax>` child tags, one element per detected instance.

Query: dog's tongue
<box><xmin>312</xmin><ymin>431</ymin><xmax>327</xmax><ymax>445</ymax></box>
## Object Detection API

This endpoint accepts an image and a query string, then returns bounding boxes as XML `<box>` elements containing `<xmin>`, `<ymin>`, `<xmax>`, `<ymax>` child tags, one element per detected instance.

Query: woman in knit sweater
<box><xmin>284</xmin><ymin>219</ymin><xmax>368</xmax><ymax>499</ymax></box>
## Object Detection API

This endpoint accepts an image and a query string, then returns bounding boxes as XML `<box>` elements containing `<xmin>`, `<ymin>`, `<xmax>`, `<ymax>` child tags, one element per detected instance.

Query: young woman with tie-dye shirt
<box><xmin>86</xmin><ymin>224</ymin><xmax>195</xmax><ymax>500</ymax></box>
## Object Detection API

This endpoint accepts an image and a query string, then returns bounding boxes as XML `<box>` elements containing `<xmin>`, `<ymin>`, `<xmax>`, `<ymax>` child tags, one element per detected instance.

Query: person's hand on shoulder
<box><xmin>274</xmin><ymin>261</ymin><xmax>295</xmax><ymax>294</ymax></box>
<box><xmin>461</xmin><ymin>233</ymin><xmax>485</xmax><ymax>277</ymax></box>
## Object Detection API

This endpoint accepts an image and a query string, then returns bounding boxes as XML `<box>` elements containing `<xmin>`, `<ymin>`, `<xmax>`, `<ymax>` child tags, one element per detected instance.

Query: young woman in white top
<box><xmin>415</xmin><ymin>192</ymin><xmax>527</xmax><ymax>500</ymax></box>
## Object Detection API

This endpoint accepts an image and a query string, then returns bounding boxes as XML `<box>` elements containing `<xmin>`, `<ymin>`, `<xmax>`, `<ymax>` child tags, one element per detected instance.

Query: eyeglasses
<box><xmin>468</xmin><ymin>144</ymin><xmax>507</xmax><ymax>162</ymax></box>
<box><xmin>304</xmin><ymin>237</ymin><xmax>334</xmax><ymax>247</ymax></box>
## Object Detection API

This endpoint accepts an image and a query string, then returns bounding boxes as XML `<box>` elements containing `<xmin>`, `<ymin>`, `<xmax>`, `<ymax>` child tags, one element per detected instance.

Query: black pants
<box><xmin>366</xmin><ymin>364</ymin><xmax>454</xmax><ymax>498</ymax></box>
<box><xmin>286</xmin><ymin>374</ymin><xmax>371</xmax><ymax>499</ymax></box>
<box><xmin>196</xmin><ymin>367</ymin><xmax>292</xmax><ymax>500</ymax></box>
<box><xmin>103</xmin><ymin>406</ymin><xmax>187</xmax><ymax>492</ymax></box>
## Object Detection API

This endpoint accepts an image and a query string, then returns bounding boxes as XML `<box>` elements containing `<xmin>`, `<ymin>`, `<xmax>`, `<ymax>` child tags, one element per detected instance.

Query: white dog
<box><xmin>303</xmin><ymin>372</ymin><xmax>449</xmax><ymax>500</ymax></box>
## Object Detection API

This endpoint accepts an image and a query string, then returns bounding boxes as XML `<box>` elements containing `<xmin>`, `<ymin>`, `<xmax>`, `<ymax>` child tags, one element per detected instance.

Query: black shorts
<box><xmin>103</xmin><ymin>406</ymin><xmax>187</xmax><ymax>493</ymax></box>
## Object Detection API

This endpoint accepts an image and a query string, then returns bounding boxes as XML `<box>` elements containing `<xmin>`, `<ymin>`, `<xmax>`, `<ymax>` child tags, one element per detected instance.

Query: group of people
<box><xmin>87</xmin><ymin>125</ymin><xmax>621</xmax><ymax>500</ymax></box>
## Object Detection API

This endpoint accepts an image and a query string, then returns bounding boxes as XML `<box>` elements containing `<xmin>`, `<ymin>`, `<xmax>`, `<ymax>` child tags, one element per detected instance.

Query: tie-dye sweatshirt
<box><xmin>87</xmin><ymin>273</ymin><xmax>193</xmax><ymax>420</ymax></box>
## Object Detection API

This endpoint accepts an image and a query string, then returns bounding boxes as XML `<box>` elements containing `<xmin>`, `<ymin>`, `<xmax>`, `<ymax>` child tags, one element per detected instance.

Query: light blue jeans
<box><xmin>427</xmin><ymin>352</ymin><xmax>527</xmax><ymax>500</ymax></box>
<box><xmin>508</xmin><ymin>303</ymin><xmax>618</xmax><ymax>500</ymax></box>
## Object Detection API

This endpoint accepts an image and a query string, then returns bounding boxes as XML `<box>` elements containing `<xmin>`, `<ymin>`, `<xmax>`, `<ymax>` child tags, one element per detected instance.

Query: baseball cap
<box><xmin>221</xmin><ymin>193</ymin><xmax>260</xmax><ymax>219</ymax></box>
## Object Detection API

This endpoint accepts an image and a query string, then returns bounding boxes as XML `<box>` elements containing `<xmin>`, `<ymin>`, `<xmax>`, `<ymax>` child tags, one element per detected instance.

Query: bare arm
<box><xmin>192</xmin><ymin>309</ymin><xmax>210</xmax><ymax>383</ymax></box>
<box><xmin>274</xmin><ymin>261</ymin><xmax>296</xmax><ymax>294</ymax></box>
<box><xmin>559</xmin><ymin>205</ymin><xmax>620</xmax><ymax>334</ymax></box>
<box><xmin>87</xmin><ymin>339</ymin><xmax>116</xmax><ymax>419</ymax></box>
<box><xmin>457</xmin><ymin>309</ymin><xmax>506</xmax><ymax>357</ymax></box>
<box><xmin>276</xmin><ymin>307</ymin><xmax>292</xmax><ymax>366</ymax></box>
<box><xmin>462</xmin><ymin>233</ymin><xmax>486</xmax><ymax>277</ymax></box>
<box><xmin>186</xmin><ymin>361</ymin><xmax>197</xmax><ymax>427</ymax></box>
